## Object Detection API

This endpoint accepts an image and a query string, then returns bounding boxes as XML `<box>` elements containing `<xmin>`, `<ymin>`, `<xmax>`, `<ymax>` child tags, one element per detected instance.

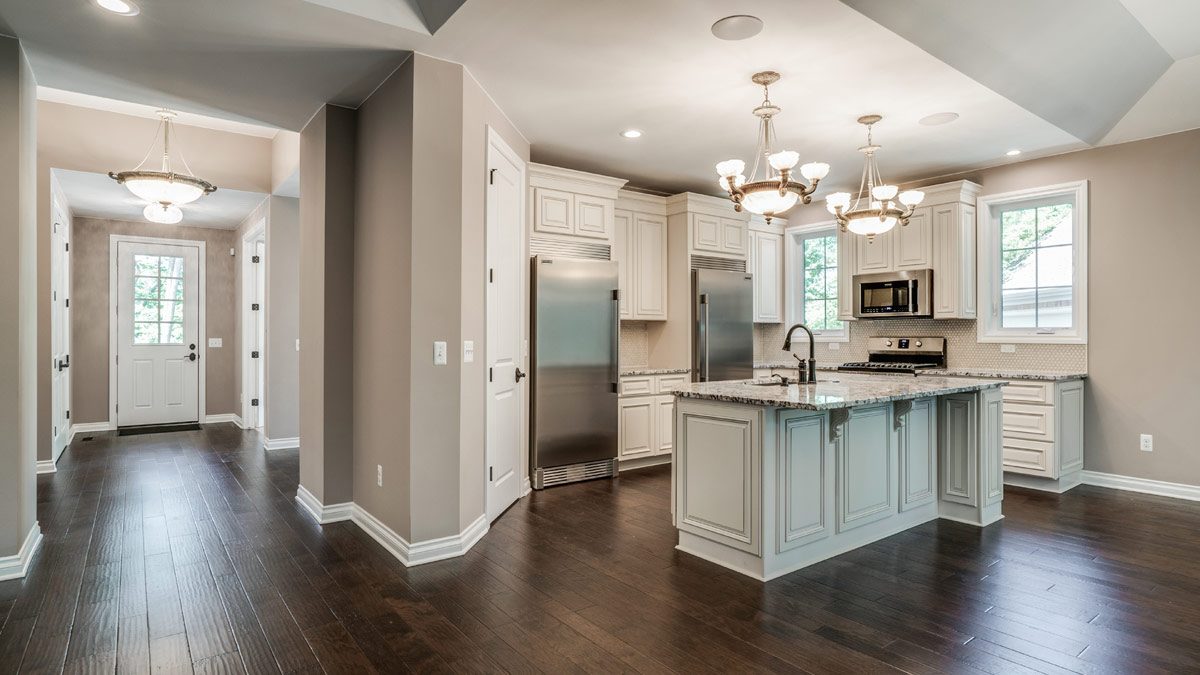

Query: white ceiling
<box><xmin>55</xmin><ymin>169</ymin><xmax>267</xmax><ymax>230</ymax></box>
<box><xmin>5</xmin><ymin>0</ymin><xmax>1200</xmax><ymax>197</ymax></box>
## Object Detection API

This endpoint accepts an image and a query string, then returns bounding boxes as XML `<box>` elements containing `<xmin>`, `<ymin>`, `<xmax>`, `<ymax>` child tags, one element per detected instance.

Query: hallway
<box><xmin>3</xmin><ymin>427</ymin><xmax>1200</xmax><ymax>673</ymax></box>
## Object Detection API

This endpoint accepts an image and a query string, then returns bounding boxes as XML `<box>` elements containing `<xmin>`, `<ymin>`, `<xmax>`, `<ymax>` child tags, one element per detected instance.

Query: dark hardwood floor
<box><xmin>3</xmin><ymin>426</ymin><xmax>1200</xmax><ymax>673</ymax></box>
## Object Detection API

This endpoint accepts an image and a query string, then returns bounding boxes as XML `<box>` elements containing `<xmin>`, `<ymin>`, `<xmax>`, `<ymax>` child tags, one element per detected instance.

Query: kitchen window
<box><xmin>978</xmin><ymin>181</ymin><xmax>1087</xmax><ymax>343</ymax></box>
<box><xmin>786</xmin><ymin>224</ymin><xmax>847</xmax><ymax>340</ymax></box>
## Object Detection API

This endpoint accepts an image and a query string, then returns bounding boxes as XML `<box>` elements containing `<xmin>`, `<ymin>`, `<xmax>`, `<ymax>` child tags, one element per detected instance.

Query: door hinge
<box><xmin>66</xmin><ymin>409</ymin><xmax>70</xmax><ymax>420</ymax></box>
<box><xmin>65</xmin><ymin>242</ymin><xmax>69</xmax><ymax>252</ymax></box>
<box><xmin>489</xmin><ymin>168</ymin><xmax>496</xmax><ymax>185</ymax></box>
<box><xmin>488</xmin><ymin>367</ymin><xmax>493</xmax><ymax>382</ymax></box>
<box><xmin>489</xmin><ymin>268</ymin><xmax>494</xmax><ymax>283</ymax></box>
<box><xmin>251</xmin><ymin>351</ymin><xmax>259</xmax><ymax>359</ymax></box>
<box><xmin>251</xmin><ymin>303</ymin><xmax>260</xmax><ymax>311</ymax></box>
<box><xmin>52</xmin><ymin>291</ymin><xmax>56</xmax><ymax>301</ymax></box>
<box><xmin>251</xmin><ymin>398</ymin><xmax>259</xmax><ymax>407</ymax></box>
<box><xmin>489</xmin><ymin>466</ymin><xmax>493</xmax><ymax>481</ymax></box>
<box><xmin>65</xmin><ymin>298</ymin><xmax>69</xmax><ymax>308</ymax></box>
<box><xmin>252</xmin><ymin>255</ymin><xmax>261</xmax><ymax>263</ymax></box>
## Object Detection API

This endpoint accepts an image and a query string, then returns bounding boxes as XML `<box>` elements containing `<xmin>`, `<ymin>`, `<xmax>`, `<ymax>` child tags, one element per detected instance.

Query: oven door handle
<box><xmin>908</xmin><ymin>279</ymin><xmax>918</xmax><ymax>314</ymax></box>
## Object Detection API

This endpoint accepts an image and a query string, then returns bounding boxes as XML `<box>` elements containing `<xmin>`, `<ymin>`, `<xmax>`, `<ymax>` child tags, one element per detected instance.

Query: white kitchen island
<box><xmin>670</xmin><ymin>373</ymin><xmax>1006</xmax><ymax>581</ymax></box>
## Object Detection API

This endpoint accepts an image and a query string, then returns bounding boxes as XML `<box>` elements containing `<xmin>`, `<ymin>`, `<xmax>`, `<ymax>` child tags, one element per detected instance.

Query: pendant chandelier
<box><xmin>109</xmin><ymin>109</ymin><xmax>217</xmax><ymax>223</ymax></box>
<box><xmin>716</xmin><ymin>71</ymin><xmax>829</xmax><ymax>223</ymax></box>
<box><xmin>825</xmin><ymin>115</ymin><xmax>924</xmax><ymax>242</ymax></box>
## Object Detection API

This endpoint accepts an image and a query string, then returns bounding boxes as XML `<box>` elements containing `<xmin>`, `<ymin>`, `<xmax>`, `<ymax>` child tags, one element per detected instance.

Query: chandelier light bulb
<box><xmin>800</xmin><ymin>162</ymin><xmax>830</xmax><ymax>181</ymax></box>
<box><xmin>144</xmin><ymin>203</ymin><xmax>183</xmax><ymax>225</ymax></box>
<box><xmin>871</xmin><ymin>184</ymin><xmax>899</xmax><ymax>201</ymax></box>
<box><xmin>898</xmin><ymin>190</ymin><xmax>925</xmax><ymax>206</ymax></box>
<box><xmin>768</xmin><ymin>150</ymin><xmax>800</xmax><ymax>171</ymax></box>
<box><xmin>826</xmin><ymin>192</ymin><xmax>852</xmax><ymax>211</ymax></box>
<box><xmin>716</xmin><ymin>159</ymin><xmax>745</xmax><ymax>178</ymax></box>
<box><xmin>741</xmin><ymin>190</ymin><xmax>799</xmax><ymax>216</ymax></box>
<box><xmin>718</xmin><ymin>174</ymin><xmax>747</xmax><ymax>192</ymax></box>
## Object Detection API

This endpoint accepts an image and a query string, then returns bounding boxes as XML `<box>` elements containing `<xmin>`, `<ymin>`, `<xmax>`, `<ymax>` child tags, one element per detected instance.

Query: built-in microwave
<box><xmin>853</xmin><ymin>269</ymin><xmax>933</xmax><ymax>318</ymax></box>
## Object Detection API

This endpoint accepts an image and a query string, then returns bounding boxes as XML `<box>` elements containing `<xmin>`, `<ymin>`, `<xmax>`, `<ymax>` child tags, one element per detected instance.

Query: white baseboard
<box><xmin>204</xmin><ymin>413</ymin><xmax>244</xmax><ymax>428</ymax></box>
<box><xmin>1004</xmin><ymin>471</ymin><xmax>1082</xmax><ymax>494</ymax></box>
<box><xmin>522</xmin><ymin>476</ymin><xmax>532</xmax><ymax>497</ymax></box>
<box><xmin>36</xmin><ymin>459</ymin><xmax>57</xmax><ymax>475</ymax></box>
<box><xmin>295</xmin><ymin>491</ymin><xmax>489</xmax><ymax>567</ymax></box>
<box><xmin>1081</xmin><ymin>470</ymin><xmax>1200</xmax><ymax>502</ymax></box>
<box><xmin>70</xmin><ymin>421</ymin><xmax>114</xmax><ymax>442</ymax></box>
<box><xmin>294</xmin><ymin>485</ymin><xmax>353</xmax><ymax>524</ymax></box>
<box><xmin>0</xmin><ymin>523</ymin><xmax>42</xmax><ymax>581</ymax></box>
<box><xmin>619</xmin><ymin>454</ymin><xmax>672</xmax><ymax>472</ymax></box>
<box><xmin>264</xmin><ymin>436</ymin><xmax>300</xmax><ymax>451</ymax></box>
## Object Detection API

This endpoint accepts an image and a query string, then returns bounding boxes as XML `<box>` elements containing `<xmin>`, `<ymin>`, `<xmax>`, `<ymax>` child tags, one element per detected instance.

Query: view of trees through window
<box><xmin>133</xmin><ymin>254</ymin><xmax>185</xmax><ymax>344</ymax></box>
<box><xmin>999</xmin><ymin>202</ymin><xmax>1073</xmax><ymax>329</ymax></box>
<box><xmin>801</xmin><ymin>233</ymin><xmax>843</xmax><ymax>332</ymax></box>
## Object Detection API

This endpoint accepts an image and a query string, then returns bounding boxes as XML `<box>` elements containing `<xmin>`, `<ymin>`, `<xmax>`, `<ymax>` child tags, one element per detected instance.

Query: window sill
<box><xmin>812</xmin><ymin>334</ymin><xmax>850</xmax><ymax>344</ymax></box>
<box><xmin>977</xmin><ymin>333</ymin><xmax>1087</xmax><ymax>345</ymax></box>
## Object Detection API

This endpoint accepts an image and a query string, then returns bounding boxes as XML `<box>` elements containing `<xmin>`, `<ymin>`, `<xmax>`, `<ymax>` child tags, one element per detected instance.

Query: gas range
<box><xmin>837</xmin><ymin>337</ymin><xmax>946</xmax><ymax>375</ymax></box>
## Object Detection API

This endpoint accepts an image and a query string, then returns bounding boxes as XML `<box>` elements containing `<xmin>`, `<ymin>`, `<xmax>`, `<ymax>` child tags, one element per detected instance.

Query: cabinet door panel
<box><xmin>855</xmin><ymin>229</ymin><xmax>893</xmax><ymax>273</ymax></box>
<box><xmin>898</xmin><ymin>398</ymin><xmax>937</xmax><ymax>511</ymax></box>
<box><xmin>619</xmin><ymin>398</ymin><xmax>654</xmax><ymax>459</ymax></box>
<box><xmin>720</xmin><ymin>218</ymin><xmax>748</xmax><ymax>256</ymax></box>
<box><xmin>836</xmin><ymin>404</ymin><xmax>896</xmax><ymax>532</ymax></box>
<box><xmin>752</xmin><ymin>231</ymin><xmax>783</xmax><ymax>323</ymax></box>
<box><xmin>932</xmin><ymin>204</ymin><xmax>958</xmax><ymax>317</ymax></box>
<box><xmin>574</xmin><ymin>195</ymin><xmax>613</xmax><ymax>240</ymax></box>
<box><xmin>692</xmin><ymin>214</ymin><xmax>721</xmax><ymax>252</ymax></box>
<box><xmin>837</xmin><ymin>227</ymin><xmax>857</xmax><ymax>321</ymax></box>
<box><xmin>777</xmin><ymin>411</ymin><xmax>831</xmax><ymax>551</ymax></box>
<box><xmin>634</xmin><ymin>214</ymin><xmax>668</xmax><ymax>319</ymax></box>
<box><xmin>533</xmin><ymin>188</ymin><xmax>573</xmax><ymax>236</ymax></box>
<box><xmin>893</xmin><ymin>206</ymin><xmax>932</xmax><ymax>270</ymax></box>
<box><xmin>614</xmin><ymin>210</ymin><xmax>633</xmax><ymax>318</ymax></box>
<box><xmin>655</xmin><ymin>396</ymin><xmax>674</xmax><ymax>454</ymax></box>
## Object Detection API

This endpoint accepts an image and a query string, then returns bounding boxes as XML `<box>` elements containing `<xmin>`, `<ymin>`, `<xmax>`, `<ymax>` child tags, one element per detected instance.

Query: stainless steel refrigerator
<box><xmin>692</xmin><ymin>269</ymin><xmax>754</xmax><ymax>382</ymax></box>
<box><xmin>530</xmin><ymin>255</ymin><xmax>620</xmax><ymax>489</ymax></box>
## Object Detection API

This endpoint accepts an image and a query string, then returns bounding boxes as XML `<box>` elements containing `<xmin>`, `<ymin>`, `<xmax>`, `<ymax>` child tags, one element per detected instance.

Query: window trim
<box><xmin>784</xmin><ymin>220</ymin><xmax>849</xmax><ymax>342</ymax></box>
<box><xmin>977</xmin><ymin>180</ymin><xmax>1088</xmax><ymax>344</ymax></box>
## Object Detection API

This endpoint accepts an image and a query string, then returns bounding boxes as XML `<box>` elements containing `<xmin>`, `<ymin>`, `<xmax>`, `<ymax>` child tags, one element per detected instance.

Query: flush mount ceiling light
<box><xmin>96</xmin><ymin>0</ymin><xmax>140</xmax><ymax>16</ymax></box>
<box><xmin>143</xmin><ymin>203</ymin><xmax>183</xmax><ymax>225</ymax></box>
<box><xmin>918</xmin><ymin>111</ymin><xmax>958</xmax><ymax>126</ymax></box>
<box><xmin>825</xmin><ymin>115</ymin><xmax>924</xmax><ymax>242</ymax></box>
<box><xmin>110</xmin><ymin>109</ymin><xmax>217</xmax><ymax>224</ymax></box>
<box><xmin>621</xmin><ymin>129</ymin><xmax>643</xmax><ymax>139</ymax></box>
<box><xmin>716</xmin><ymin>71</ymin><xmax>829</xmax><ymax>223</ymax></box>
<box><xmin>711</xmin><ymin>15</ymin><xmax>763</xmax><ymax>40</ymax></box>
<box><xmin>1006</xmin><ymin>149</ymin><xmax>1022</xmax><ymax>156</ymax></box>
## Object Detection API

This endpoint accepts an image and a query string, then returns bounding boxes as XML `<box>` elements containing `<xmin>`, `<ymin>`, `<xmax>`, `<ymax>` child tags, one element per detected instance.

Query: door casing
<box><xmin>108</xmin><ymin>234</ymin><xmax>207</xmax><ymax>427</ymax></box>
<box><xmin>241</xmin><ymin>220</ymin><xmax>266</xmax><ymax>428</ymax></box>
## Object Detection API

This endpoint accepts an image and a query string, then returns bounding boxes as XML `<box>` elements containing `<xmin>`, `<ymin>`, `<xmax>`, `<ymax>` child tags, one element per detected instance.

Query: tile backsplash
<box><xmin>755</xmin><ymin>319</ymin><xmax>1087</xmax><ymax>371</ymax></box>
<box><xmin>620</xmin><ymin>321</ymin><xmax>649</xmax><ymax>367</ymax></box>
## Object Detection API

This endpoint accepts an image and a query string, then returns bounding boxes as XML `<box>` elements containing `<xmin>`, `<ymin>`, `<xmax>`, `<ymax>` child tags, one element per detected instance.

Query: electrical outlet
<box><xmin>463</xmin><ymin>340</ymin><xmax>475</xmax><ymax>363</ymax></box>
<box><xmin>377</xmin><ymin>464</ymin><xmax>383</xmax><ymax>486</ymax></box>
<box><xmin>827</xmin><ymin>342</ymin><xmax>840</xmax><ymax>351</ymax></box>
<box><xmin>1000</xmin><ymin>344</ymin><xmax>1016</xmax><ymax>353</ymax></box>
<box><xmin>1140</xmin><ymin>434</ymin><xmax>1153</xmax><ymax>452</ymax></box>
<box><xmin>434</xmin><ymin>341</ymin><xmax>448</xmax><ymax>365</ymax></box>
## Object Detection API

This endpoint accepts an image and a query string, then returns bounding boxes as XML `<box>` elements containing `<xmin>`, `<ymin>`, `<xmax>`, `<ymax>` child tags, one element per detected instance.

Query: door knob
<box><xmin>187</xmin><ymin>353</ymin><xmax>197</xmax><ymax>362</ymax></box>
<box><xmin>515</xmin><ymin>367</ymin><xmax>527</xmax><ymax>383</ymax></box>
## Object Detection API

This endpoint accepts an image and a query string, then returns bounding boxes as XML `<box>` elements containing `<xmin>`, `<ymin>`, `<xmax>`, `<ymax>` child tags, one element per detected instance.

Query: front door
<box><xmin>116</xmin><ymin>241</ymin><xmax>201</xmax><ymax>427</ymax></box>
<box><xmin>486</xmin><ymin>130</ymin><xmax>526</xmax><ymax>521</ymax></box>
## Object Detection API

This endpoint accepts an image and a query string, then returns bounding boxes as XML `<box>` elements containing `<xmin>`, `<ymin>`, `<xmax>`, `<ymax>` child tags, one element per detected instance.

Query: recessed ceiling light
<box><xmin>1006</xmin><ymin>149</ymin><xmax>1022</xmax><ymax>156</ymax></box>
<box><xmin>711</xmin><ymin>15</ymin><xmax>764</xmax><ymax>41</ymax></box>
<box><xmin>621</xmin><ymin>129</ymin><xmax>643</xmax><ymax>139</ymax></box>
<box><xmin>918</xmin><ymin>112</ymin><xmax>959</xmax><ymax>126</ymax></box>
<box><xmin>96</xmin><ymin>0</ymin><xmax>140</xmax><ymax>16</ymax></box>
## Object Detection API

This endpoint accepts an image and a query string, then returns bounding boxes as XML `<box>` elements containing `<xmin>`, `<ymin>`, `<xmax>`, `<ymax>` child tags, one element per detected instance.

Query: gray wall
<box><xmin>0</xmin><ymin>36</ymin><xmax>38</xmax><ymax>558</ymax></box>
<box><xmin>299</xmin><ymin>105</ymin><xmax>357</xmax><ymax>505</ymax></box>
<box><xmin>70</xmin><ymin>217</ymin><xmax>241</xmax><ymax>424</ymax></box>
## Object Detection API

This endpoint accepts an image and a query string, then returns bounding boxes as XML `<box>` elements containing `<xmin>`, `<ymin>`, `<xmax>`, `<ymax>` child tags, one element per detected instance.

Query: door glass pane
<box><xmin>131</xmin><ymin>254</ymin><xmax>185</xmax><ymax>345</ymax></box>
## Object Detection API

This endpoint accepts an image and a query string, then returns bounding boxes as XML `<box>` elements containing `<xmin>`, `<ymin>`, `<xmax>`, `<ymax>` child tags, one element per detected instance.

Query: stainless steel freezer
<box><xmin>530</xmin><ymin>255</ymin><xmax>620</xmax><ymax>489</ymax></box>
<box><xmin>692</xmin><ymin>269</ymin><xmax>754</xmax><ymax>382</ymax></box>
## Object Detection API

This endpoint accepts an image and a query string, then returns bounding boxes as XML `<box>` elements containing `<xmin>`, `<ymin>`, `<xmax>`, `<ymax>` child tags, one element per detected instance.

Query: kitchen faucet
<box><xmin>782</xmin><ymin>323</ymin><xmax>818</xmax><ymax>383</ymax></box>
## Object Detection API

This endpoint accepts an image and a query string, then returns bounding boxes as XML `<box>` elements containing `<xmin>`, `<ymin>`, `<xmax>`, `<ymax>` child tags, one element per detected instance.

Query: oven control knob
<box><xmin>915</xmin><ymin>340</ymin><xmax>923</xmax><ymax>347</ymax></box>
<box><xmin>885</xmin><ymin>339</ymin><xmax>893</xmax><ymax>347</ymax></box>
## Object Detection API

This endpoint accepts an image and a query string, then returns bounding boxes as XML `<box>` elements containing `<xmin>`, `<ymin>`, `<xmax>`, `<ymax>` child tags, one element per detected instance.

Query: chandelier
<box><xmin>109</xmin><ymin>109</ymin><xmax>217</xmax><ymax>223</ymax></box>
<box><xmin>825</xmin><ymin>115</ymin><xmax>924</xmax><ymax>242</ymax></box>
<box><xmin>716</xmin><ymin>71</ymin><xmax>829</xmax><ymax>223</ymax></box>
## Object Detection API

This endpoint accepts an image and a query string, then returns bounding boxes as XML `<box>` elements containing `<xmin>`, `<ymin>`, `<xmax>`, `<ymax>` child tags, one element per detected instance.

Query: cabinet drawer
<box><xmin>1003</xmin><ymin>437</ymin><xmax>1055</xmax><ymax>477</ymax></box>
<box><xmin>655</xmin><ymin>374</ymin><xmax>689</xmax><ymax>394</ymax></box>
<box><xmin>1003</xmin><ymin>402</ymin><xmax>1055</xmax><ymax>441</ymax></box>
<box><xmin>1002</xmin><ymin>380</ymin><xmax>1053</xmax><ymax>405</ymax></box>
<box><xmin>619</xmin><ymin>377</ymin><xmax>653</xmax><ymax>397</ymax></box>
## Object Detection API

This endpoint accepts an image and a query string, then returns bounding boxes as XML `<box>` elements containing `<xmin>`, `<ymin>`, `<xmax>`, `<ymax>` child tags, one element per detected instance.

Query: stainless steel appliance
<box><xmin>853</xmin><ymin>269</ymin><xmax>933</xmax><ymax>318</ymax></box>
<box><xmin>838</xmin><ymin>336</ymin><xmax>947</xmax><ymax>375</ymax></box>
<box><xmin>692</xmin><ymin>269</ymin><xmax>754</xmax><ymax>382</ymax></box>
<box><xmin>530</xmin><ymin>256</ymin><xmax>620</xmax><ymax>489</ymax></box>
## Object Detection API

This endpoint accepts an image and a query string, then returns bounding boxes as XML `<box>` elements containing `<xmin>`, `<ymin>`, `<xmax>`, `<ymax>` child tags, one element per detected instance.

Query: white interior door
<box><xmin>251</xmin><ymin>238</ymin><xmax>266</xmax><ymax>429</ymax></box>
<box><xmin>50</xmin><ymin>212</ymin><xmax>71</xmax><ymax>460</ymax></box>
<box><xmin>486</xmin><ymin>130</ymin><xmax>526</xmax><ymax>522</ymax></box>
<box><xmin>117</xmin><ymin>241</ymin><xmax>201</xmax><ymax>426</ymax></box>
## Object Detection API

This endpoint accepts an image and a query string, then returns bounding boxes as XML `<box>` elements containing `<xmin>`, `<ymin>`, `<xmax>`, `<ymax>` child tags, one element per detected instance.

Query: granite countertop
<box><xmin>620</xmin><ymin>367</ymin><xmax>691</xmax><ymax>377</ymax></box>
<box><xmin>757</xmin><ymin>362</ymin><xmax>1086</xmax><ymax>382</ymax></box>
<box><xmin>669</xmin><ymin>371</ymin><xmax>1004</xmax><ymax>411</ymax></box>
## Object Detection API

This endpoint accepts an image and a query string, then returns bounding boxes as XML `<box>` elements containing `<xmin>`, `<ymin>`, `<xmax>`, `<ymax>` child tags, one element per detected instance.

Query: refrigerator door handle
<box><xmin>699</xmin><ymin>293</ymin><xmax>710</xmax><ymax>382</ymax></box>
<box><xmin>611</xmin><ymin>289</ymin><xmax>620</xmax><ymax>392</ymax></box>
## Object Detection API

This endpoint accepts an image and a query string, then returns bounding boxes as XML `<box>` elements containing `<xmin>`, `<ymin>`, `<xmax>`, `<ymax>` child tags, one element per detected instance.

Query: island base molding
<box><xmin>673</xmin><ymin>386</ymin><xmax>1004</xmax><ymax>582</ymax></box>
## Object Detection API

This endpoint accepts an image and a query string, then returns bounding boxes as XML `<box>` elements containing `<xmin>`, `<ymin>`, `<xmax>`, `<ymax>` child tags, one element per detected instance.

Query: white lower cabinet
<box><xmin>618</xmin><ymin>373</ymin><xmax>681</xmax><ymax>463</ymax></box>
<box><xmin>618</xmin><ymin>397</ymin><xmax>654</xmax><ymax>460</ymax></box>
<box><xmin>1000</xmin><ymin>378</ymin><xmax>1084</xmax><ymax>481</ymax></box>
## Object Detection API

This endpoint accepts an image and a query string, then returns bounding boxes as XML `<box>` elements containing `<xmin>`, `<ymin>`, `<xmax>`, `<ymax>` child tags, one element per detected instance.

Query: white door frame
<box><xmin>50</xmin><ymin>189</ymin><xmax>71</xmax><ymax>462</ymax></box>
<box><xmin>484</xmin><ymin>126</ymin><xmax>529</xmax><ymax>520</ymax></box>
<box><xmin>241</xmin><ymin>220</ymin><xmax>266</xmax><ymax>428</ymax></box>
<box><xmin>109</xmin><ymin>234</ymin><xmax>207</xmax><ymax>427</ymax></box>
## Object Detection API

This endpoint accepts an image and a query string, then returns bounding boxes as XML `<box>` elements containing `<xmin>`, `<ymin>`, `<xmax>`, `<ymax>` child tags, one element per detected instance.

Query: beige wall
<box><xmin>299</xmin><ymin>105</ymin><xmax>357</xmax><ymax>505</ymax></box>
<box><xmin>265</xmin><ymin>196</ymin><xmax>301</xmax><ymax>441</ymax></box>
<box><xmin>70</xmin><ymin>217</ymin><xmax>241</xmax><ymax>423</ymax></box>
<box><xmin>786</xmin><ymin>129</ymin><xmax>1200</xmax><ymax>486</ymax></box>
<box><xmin>0</xmin><ymin>36</ymin><xmax>38</xmax><ymax>557</ymax></box>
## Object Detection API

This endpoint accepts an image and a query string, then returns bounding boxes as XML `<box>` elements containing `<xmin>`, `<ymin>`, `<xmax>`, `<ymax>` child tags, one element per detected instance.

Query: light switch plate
<box><xmin>208</xmin><ymin>338</ymin><xmax>222</xmax><ymax>348</ymax></box>
<box><xmin>434</xmin><ymin>341</ymin><xmax>448</xmax><ymax>365</ymax></box>
<box><xmin>463</xmin><ymin>340</ymin><xmax>475</xmax><ymax>363</ymax></box>
<box><xmin>295</xmin><ymin>339</ymin><xmax>300</xmax><ymax>352</ymax></box>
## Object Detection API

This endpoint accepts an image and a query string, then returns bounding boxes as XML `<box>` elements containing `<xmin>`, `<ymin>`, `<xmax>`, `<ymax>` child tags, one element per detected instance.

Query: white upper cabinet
<box><xmin>749</xmin><ymin>216</ymin><xmax>784</xmax><ymax>323</ymax></box>
<box><xmin>855</xmin><ymin>228</ymin><xmax>894</xmax><ymax>272</ymax></box>
<box><xmin>837</xmin><ymin>227</ymin><xmax>857</xmax><ymax>321</ymax></box>
<box><xmin>692</xmin><ymin>214</ymin><xmax>722</xmax><ymax>251</ymax></box>
<box><xmin>721</xmin><ymin>217</ymin><xmax>748</xmax><ymax>257</ymax></box>
<box><xmin>892</xmin><ymin>206</ymin><xmax>932</xmax><ymax>270</ymax></box>
<box><xmin>932</xmin><ymin>201</ymin><xmax>978</xmax><ymax>319</ymax></box>
<box><xmin>528</xmin><ymin>163</ymin><xmax>627</xmax><ymax>243</ymax></box>
<box><xmin>614</xmin><ymin>191</ymin><xmax>669</xmax><ymax>321</ymax></box>
<box><xmin>667</xmin><ymin>192</ymin><xmax>751</xmax><ymax>260</ymax></box>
